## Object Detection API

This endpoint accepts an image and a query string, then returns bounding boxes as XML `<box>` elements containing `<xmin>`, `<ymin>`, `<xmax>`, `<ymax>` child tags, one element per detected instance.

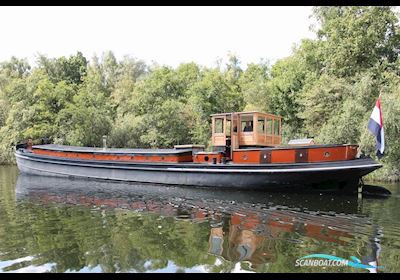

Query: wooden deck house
<box><xmin>210</xmin><ymin>111</ymin><xmax>282</xmax><ymax>158</ymax></box>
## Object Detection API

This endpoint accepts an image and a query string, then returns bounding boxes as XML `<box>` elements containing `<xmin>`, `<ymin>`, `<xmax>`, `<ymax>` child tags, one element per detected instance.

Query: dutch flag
<box><xmin>368</xmin><ymin>96</ymin><xmax>384</xmax><ymax>158</ymax></box>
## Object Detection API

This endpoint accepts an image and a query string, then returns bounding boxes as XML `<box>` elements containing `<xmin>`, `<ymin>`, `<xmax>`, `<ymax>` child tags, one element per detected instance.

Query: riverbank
<box><xmin>364</xmin><ymin>164</ymin><xmax>400</xmax><ymax>183</ymax></box>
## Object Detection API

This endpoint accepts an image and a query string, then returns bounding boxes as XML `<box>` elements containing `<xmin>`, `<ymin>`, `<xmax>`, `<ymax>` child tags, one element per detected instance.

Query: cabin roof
<box><xmin>210</xmin><ymin>111</ymin><xmax>282</xmax><ymax>119</ymax></box>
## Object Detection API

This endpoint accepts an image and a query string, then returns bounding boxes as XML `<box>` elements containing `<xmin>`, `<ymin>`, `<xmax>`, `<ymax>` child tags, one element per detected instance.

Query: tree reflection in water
<box><xmin>0</xmin><ymin>173</ymin><xmax>386</xmax><ymax>272</ymax></box>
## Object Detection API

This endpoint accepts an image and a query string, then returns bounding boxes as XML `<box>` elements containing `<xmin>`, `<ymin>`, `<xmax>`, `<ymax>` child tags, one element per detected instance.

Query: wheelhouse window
<box><xmin>241</xmin><ymin>115</ymin><xmax>253</xmax><ymax>132</ymax></box>
<box><xmin>266</xmin><ymin>118</ymin><xmax>273</xmax><ymax>135</ymax></box>
<box><xmin>214</xmin><ymin>118</ymin><xmax>224</xmax><ymax>134</ymax></box>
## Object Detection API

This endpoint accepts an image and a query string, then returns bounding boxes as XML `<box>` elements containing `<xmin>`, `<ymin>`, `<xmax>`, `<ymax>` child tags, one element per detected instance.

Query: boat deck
<box><xmin>32</xmin><ymin>144</ymin><xmax>192</xmax><ymax>155</ymax></box>
<box><xmin>31</xmin><ymin>144</ymin><xmax>194</xmax><ymax>163</ymax></box>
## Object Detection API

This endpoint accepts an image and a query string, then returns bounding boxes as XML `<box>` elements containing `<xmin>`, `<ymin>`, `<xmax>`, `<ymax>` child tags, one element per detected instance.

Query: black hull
<box><xmin>15</xmin><ymin>149</ymin><xmax>382</xmax><ymax>192</ymax></box>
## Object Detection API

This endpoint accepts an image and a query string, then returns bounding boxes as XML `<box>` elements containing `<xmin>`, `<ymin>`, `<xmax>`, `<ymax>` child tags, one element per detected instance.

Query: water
<box><xmin>0</xmin><ymin>165</ymin><xmax>400</xmax><ymax>273</ymax></box>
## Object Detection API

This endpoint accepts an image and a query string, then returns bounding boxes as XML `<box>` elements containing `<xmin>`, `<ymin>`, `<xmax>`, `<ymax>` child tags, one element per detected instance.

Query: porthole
<box><xmin>242</xmin><ymin>154</ymin><xmax>248</xmax><ymax>161</ymax></box>
<box><xmin>324</xmin><ymin>152</ymin><xmax>331</xmax><ymax>157</ymax></box>
<box><xmin>204</xmin><ymin>156</ymin><xmax>209</xmax><ymax>161</ymax></box>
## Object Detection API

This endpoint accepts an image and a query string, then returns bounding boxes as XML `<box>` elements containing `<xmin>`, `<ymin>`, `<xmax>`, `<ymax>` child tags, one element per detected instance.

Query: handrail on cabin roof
<box><xmin>210</xmin><ymin>111</ymin><xmax>282</xmax><ymax>119</ymax></box>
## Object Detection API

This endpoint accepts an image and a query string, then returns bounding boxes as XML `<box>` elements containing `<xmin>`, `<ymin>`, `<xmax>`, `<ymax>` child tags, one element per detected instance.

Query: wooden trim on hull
<box><xmin>17</xmin><ymin>150</ymin><xmax>381</xmax><ymax>172</ymax></box>
<box><xmin>232</xmin><ymin>145</ymin><xmax>358</xmax><ymax>164</ymax></box>
<box><xmin>32</xmin><ymin>147</ymin><xmax>193</xmax><ymax>163</ymax></box>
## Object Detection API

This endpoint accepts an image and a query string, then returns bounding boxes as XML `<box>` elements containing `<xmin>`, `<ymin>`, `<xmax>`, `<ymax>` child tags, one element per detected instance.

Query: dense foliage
<box><xmin>0</xmin><ymin>6</ymin><xmax>399</xmax><ymax>181</ymax></box>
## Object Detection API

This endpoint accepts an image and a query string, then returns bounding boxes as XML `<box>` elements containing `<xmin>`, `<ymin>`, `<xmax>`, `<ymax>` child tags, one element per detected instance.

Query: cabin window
<box><xmin>214</xmin><ymin>118</ymin><xmax>224</xmax><ymax>134</ymax></box>
<box><xmin>274</xmin><ymin>119</ymin><xmax>280</xmax><ymax>135</ymax></box>
<box><xmin>226</xmin><ymin>120</ymin><xmax>231</xmax><ymax>136</ymax></box>
<box><xmin>257</xmin><ymin>117</ymin><xmax>265</xmax><ymax>133</ymax></box>
<box><xmin>241</xmin><ymin>115</ymin><xmax>253</xmax><ymax>132</ymax></box>
<box><xmin>266</xmin><ymin>118</ymin><xmax>273</xmax><ymax>135</ymax></box>
<box><xmin>241</xmin><ymin>121</ymin><xmax>253</xmax><ymax>132</ymax></box>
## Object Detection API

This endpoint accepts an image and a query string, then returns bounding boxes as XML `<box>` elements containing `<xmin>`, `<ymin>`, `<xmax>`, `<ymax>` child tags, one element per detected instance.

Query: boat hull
<box><xmin>15</xmin><ymin>149</ymin><xmax>382</xmax><ymax>192</ymax></box>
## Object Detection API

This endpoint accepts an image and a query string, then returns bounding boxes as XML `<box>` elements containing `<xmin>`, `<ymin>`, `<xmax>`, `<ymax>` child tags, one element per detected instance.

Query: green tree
<box><xmin>57</xmin><ymin>64</ymin><xmax>112</xmax><ymax>146</ymax></box>
<box><xmin>37</xmin><ymin>52</ymin><xmax>87</xmax><ymax>85</ymax></box>
<box><xmin>239</xmin><ymin>61</ymin><xmax>271</xmax><ymax>112</ymax></box>
<box><xmin>313</xmin><ymin>6</ymin><xmax>400</xmax><ymax>77</ymax></box>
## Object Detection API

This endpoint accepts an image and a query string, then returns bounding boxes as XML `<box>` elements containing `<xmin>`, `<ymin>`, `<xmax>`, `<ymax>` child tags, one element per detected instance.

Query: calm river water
<box><xmin>0</xmin><ymin>165</ymin><xmax>399</xmax><ymax>273</ymax></box>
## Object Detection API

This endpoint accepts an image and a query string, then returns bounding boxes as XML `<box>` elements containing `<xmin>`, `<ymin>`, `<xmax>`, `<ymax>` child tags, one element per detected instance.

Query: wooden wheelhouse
<box><xmin>210</xmin><ymin>111</ymin><xmax>282</xmax><ymax>159</ymax></box>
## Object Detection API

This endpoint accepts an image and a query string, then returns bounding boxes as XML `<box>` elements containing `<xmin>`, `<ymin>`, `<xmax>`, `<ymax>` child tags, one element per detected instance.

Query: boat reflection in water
<box><xmin>14</xmin><ymin>174</ymin><xmax>383</xmax><ymax>272</ymax></box>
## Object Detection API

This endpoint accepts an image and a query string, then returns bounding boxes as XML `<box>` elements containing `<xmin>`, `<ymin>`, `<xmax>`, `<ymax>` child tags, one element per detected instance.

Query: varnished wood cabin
<box><xmin>192</xmin><ymin>110</ymin><xmax>357</xmax><ymax>165</ymax></box>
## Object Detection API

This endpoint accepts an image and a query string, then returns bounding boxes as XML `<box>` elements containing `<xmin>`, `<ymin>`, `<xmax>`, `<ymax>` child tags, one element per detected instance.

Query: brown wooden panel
<box><xmin>32</xmin><ymin>149</ymin><xmax>193</xmax><ymax>163</ymax></box>
<box><xmin>265</xmin><ymin>135</ymin><xmax>274</xmax><ymax>145</ymax></box>
<box><xmin>239</xmin><ymin>133</ymin><xmax>255</xmax><ymax>146</ymax></box>
<box><xmin>271</xmin><ymin>150</ymin><xmax>296</xmax><ymax>163</ymax></box>
<box><xmin>213</xmin><ymin>135</ymin><xmax>226</xmax><ymax>146</ymax></box>
<box><xmin>256</xmin><ymin>134</ymin><xmax>265</xmax><ymax>145</ymax></box>
<box><xmin>232</xmin><ymin>150</ymin><xmax>260</xmax><ymax>163</ymax></box>
<box><xmin>193</xmin><ymin>153</ymin><xmax>223</xmax><ymax>163</ymax></box>
<box><xmin>308</xmin><ymin>147</ymin><xmax>347</xmax><ymax>162</ymax></box>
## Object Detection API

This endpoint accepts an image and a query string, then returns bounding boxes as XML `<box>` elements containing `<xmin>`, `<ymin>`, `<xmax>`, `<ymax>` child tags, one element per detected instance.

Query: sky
<box><xmin>0</xmin><ymin>6</ymin><xmax>317</xmax><ymax>68</ymax></box>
